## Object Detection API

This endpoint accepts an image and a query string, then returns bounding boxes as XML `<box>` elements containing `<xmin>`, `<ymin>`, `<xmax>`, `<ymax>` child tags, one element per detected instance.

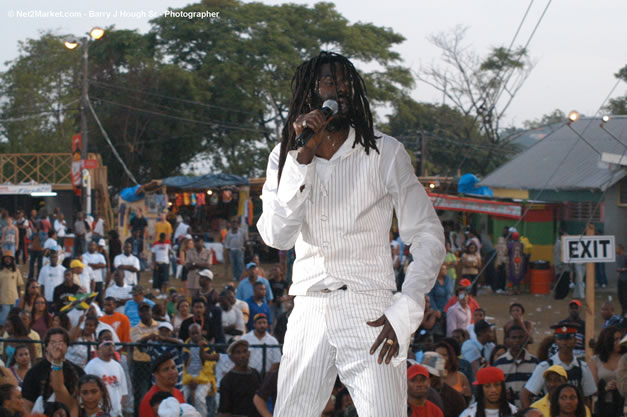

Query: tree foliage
<box><xmin>605</xmin><ymin>65</ymin><xmax>627</xmax><ymax>115</ymax></box>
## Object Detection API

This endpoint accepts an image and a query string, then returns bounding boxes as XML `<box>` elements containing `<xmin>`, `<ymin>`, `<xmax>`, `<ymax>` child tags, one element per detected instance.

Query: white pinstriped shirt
<box><xmin>257</xmin><ymin>128</ymin><xmax>445</xmax><ymax>364</ymax></box>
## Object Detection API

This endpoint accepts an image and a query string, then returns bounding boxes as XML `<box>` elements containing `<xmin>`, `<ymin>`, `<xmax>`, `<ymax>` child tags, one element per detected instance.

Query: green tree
<box><xmin>605</xmin><ymin>65</ymin><xmax>627</xmax><ymax>115</ymax></box>
<box><xmin>150</xmin><ymin>0</ymin><xmax>413</xmax><ymax>176</ymax></box>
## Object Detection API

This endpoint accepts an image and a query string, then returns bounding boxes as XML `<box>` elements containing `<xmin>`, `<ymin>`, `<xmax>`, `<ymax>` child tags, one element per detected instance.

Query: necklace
<box><xmin>326</xmin><ymin>134</ymin><xmax>341</xmax><ymax>150</ymax></box>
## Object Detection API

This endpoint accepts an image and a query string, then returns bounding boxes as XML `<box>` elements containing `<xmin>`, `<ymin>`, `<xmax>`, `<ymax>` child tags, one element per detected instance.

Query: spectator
<box><xmin>224</xmin><ymin>220</ymin><xmax>247</xmax><ymax>282</ymax></box>
<box><xmin>503</xmin><ymin>303</ymin><xmax>535</xmax><ymax>345</ymax></box>
<box><xmin>73</xmin><ymin>212</ymin><xmax>89</xmax><ymax>257</ymax></box>
<box><xmin>70</xmin><ymin>259</ymin><xmax>95</xmax><ymax>294</ymax></box>
<box><xmin>124</xmin><ymin>286</ymin><xmax>155</xmax><ymax>327</ymax></box>
<box><xmin>236</xmin><ymin>263</ymin><xmax>273</xmax><ymax>304</ymax></box>
<box><xmin>589</xmin><ymin>326</ymin><xmax>625</xmax><ymax>416</ymax></box>
<box><xmin>77</xmin><ymin>374</ymin><xmax>112</xmax><ymax>417</ymax></box>
<box><xmin>601</xmin><ymin>301</ymin><xmax>622</xmax><ymax>329</ymax></box>
<box><xmin>219</xmin><ymin>290</ymin><xmax>245</xmax><ymax>344</ymax></box>
<box><xmin>53</xmin><ymin>270</ymin><xmax>82</xmax><ymax>312</ymax></box>
<box><xmin>14</xmin><ymin>210</ymin><xmax>28</xmax><ymax>265</ymax></box>
<box><xmin>30</xmin><ymin>295</ymin><xmax>51</xmax><ymax>339</ymax></box>
<box><xmin>154</xmin><ymin>212</ymin><xmax>173</xmax><ymax>242</ymax></box>
<box><xmin>489</xmin><ymin>345</ymin><xmax>507</xmax><ymax>366</ymax></box>
<box><xmin>421</xmin><ymin>352</ymin><xmax>466</xmax><ymax>417</ymax></box>
<box><xmin>151</xmin><ymin>233</ymin><xmax>172</xmax><ymax>297</ymax></box>
<box><xmin>434</xmin><ymin>341</ymin><xmax>471</xmax><ymax>402</ymax></box>
<box><xmin>130</xmin><ymin>208</ymin><xmax>148</xmax><ymax>237</ymax></box>
<box><xmin>493</xmin><ymin>227</ymin><xmax>509</xmax><ymax>295</ymax></box>
<box><xmin>494</xmin><ymin>325</ymin><xmax>538</xmax><ymax>408</ymax></box>
<box><xmin>172</xmin><ymin>298</ymin><xmax>192</xmax><ymax>336</ymax></box>
<box><xmin>549</xmin><ymin>383</ymin><xmax>587</xmax><ymax>417</ymax></box>
<box><xmin>443</xmin><ymin>241</ymin><xmax>459</xmax><ymax>284</ymax></box>
<box><xmin>91</xmin><ymin>215</ymin><xmax>105</xmax><ymax>242</ymax></box>
<box><xmin>429</xmin><ymin>264</ymin><xmax>453</xmax><ymax>313</ymax></box>
<box><xmin>104</xmin><ymin>270</ymin><xmax>133</xmax><ymax>313</ymax></box>
<box><xmin>0</xmin><ymin>383</ymin><xmax>27</xmax><ymax>416</ymax></box>
<box><xmin>139</xmin><ymin>353</ymin><xmax>184</xmax><ymax>417</ymax></box>
<box><xmin>467</xmin><ymin>308</ymin><xmax>487</xmax><ymax>341</ymax></box>
<box><xmin>558</xmin><ymin>301</ymin><xmax>586</xmax><ymax>358</ymax></box>
<box><xmin>1</xmin><ymin>217</ymin><xmax>18</xmax><ymax>256</ymax></box>
<box><xmin>529</xmin><ymin>364</ymin><xmax>569</xmax><ymax>416</ymax></box>
<box><xmin>197</xmin><ymin>269</ymin><xmax>217</xmax><ymax>306</ymax></box>
<box><xmin>9</xmin><ymin>345</ymin><xmax>31</xmax><ymax>389</ymax></box>
<box><xmin>616</xmin><ymin>334</ymin><xmax>627</xmax><ymax>399</ymax></box>
<box><xmin>406</xmin><ymin>364</ymin><xmax>444</xmax><ymax>417</ymax></box>
<box><xmin>173</xmin><ymin>216</ymin><xmax>190</xmax><ymax>244</ymax></box>
<box><xmin>460</xmin><ymin>242</ymin><xmax>481</xmax><ymax>294</ymax></box>
<box><xmin>149</xmin><ymin>391</ymin><xmax>173</xmax><ymax>416</ymax></box>
<box><xmin>99</xmin><ymin>296</ymin><xmax>131</xmax><ymax>344</ymax></box>
<box><xmin>37</xmin><ymin>251</ymin><xmax>65</xmax><ymax>306</ymax></box>
<box><xmin>185</xmin><ymin>236</ymin><xmax>212</xmax><ymax>299</ymax></box>
<box><xmin>521</xmin><ymin>323</ymin><xmax>596</xmax><ymax>408</ymax></box>
<box><xmin>53</xmin><ymin>212</ymin><xmax>67</xmax><ymax>246</ymax></box>
<box><xmin>108</xmin><ymin>230</ymin><xmax>122</xmax><ymax>273</ymax></box>
<box><xmin>460</xmin><ymin>367</ymin><xmax>517</xmax><ymax>417</ymax></box>
<box><xmin>443</xmin><ymin>279</ymin><xmax>480</xmax><ymax>319</ymax></box>
<box><xmin>226</xmin><ymin>286</ymin><xmax>249</xmax><ymax>325</ymax></box>
<box><xmin>273</xmin><ymin>295</ymin><xmax>293</xmax><ymax>345</ymax></box>
<box><xmin>22</xmin><ymin>328</ymin><xmax>85</xmax><ymax>414</ymax></box>
<box><xmin>148</xmin><ymin>322</ymin><xmax>184</xmax><ymax>392</ymax></box>
<box><xmin>181</xmin><ymin>323</ymin><xmax>219</xmax><ymax>417</ymax></box>
<box><xmin>82</xmin><ymin>241</ymin><xmax>107</xmax><ymax>296</ymax></box>
<box><xmin>178</xmin><ymin>298</ymin><xmax>216</xmax><ymax>343</ymax></box>
<box><xmin>462</xmin><ymin>320</ymin><xmax>495</xmax><ymax>374</ymax></box>
<box><xmin>246</xmin><ymin>282</ymin><xmax>272</xmax><ymax>331</ymax></box>
<box><xmin>18</xmin><ymin>279</ymin><xmax>41</xmax><ymax>313</ymax></box>
<box><xmin>0</xmin><ymin>251</ymin><xmax>23</xmax><ymax>326</ymax></box>
<box><xmin>218</xmin><ymin>340</ymin><xmax>262</xmax><ymax>417</ymax></box>
<box><xmin>176</xmin><ymin>236</ymin><xmax>193</xmax><ymax>284</ymax></box>
<box><xmin>114</xmin><ymin>242</ymin><xmax>140</xmax><ymax>286</ymax></box>
<box><xmin>446</xmin><ymin>287</ymin><xmax>472</xmax><ymax>337</ymax></box>
<box><xmin>1</xmin><ymin>313</ymin><xmax>36</xmax><ymax>368</ymax></box>
<box><xmin>241</xmin><ymin>313</ymin><xmax>281</xmax><ymax>375</ymax></box>
<box><xmin>14</xmin><ymin>312</ymin><xmax>42</xmax><ymax>364</ymax></box>
<box><xmin>617</xmin><ymin>244</ymin><xmax>627</xmax><ymax>316</ymax></box>
<box><xmin>84</xmin><ymin>335</ymin><xmax>127</xmax><ymax>417</ymax></box>
<box><xmin>66</xmin><ymin>314</ymin><xmax>98</xmax><ymax>368</ymax></box>
<box><xmin>131</xmin><ymin>303</ymin><xmax>160</xmax><ymax>413</ymax></box>
<box><xmin>268</xmin><ymin>265</ymin><xmax>287</xmax><ymax>321</ymax></box>
<box><xmin>507</xmin><ymin>232</ymin><xmax>526</xmax><ymax>295</ymax></box>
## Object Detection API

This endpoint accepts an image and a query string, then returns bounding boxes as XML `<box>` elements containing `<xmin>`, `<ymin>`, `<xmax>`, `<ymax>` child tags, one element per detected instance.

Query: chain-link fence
<box><xmin>0</xmin><ymin>337</ymin><xmax>282</xmax><ymax>416</ymax></box>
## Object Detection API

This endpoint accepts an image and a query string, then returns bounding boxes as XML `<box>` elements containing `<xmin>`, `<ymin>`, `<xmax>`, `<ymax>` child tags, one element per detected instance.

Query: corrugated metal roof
<box><xmin>479</xmin><ymin>117</ymin><xmax>627</xmax><ymax>191</ymax></box>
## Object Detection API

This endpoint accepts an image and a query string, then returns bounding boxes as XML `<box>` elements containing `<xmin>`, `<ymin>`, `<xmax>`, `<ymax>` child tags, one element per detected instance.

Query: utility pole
<box><xmin>80</xmin><ymin>39</ymin><xmax>89</xmax><ymax>213</ymax></box>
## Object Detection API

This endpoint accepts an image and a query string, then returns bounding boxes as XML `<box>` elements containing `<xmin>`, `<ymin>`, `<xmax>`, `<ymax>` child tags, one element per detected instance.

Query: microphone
<box><xmin>295</xmin><ymin>99</ymin><xmax>339</xmax><ymax>148</ymax></box>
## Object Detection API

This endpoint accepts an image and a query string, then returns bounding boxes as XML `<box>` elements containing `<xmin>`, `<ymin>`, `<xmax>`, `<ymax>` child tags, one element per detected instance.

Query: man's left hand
<box><xmin>367</xmin><ymin>315</ymin><xmax>398</xmax><ymax>365</ymax></box>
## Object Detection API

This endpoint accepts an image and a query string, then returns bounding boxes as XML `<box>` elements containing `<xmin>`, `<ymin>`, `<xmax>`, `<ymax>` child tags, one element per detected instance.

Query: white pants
<box><xmin>274</xmin><ymin>290</ymin><xmax>407</xmax><ymax>417</ymax></box>
<box><xmin>183</xmin><ymin>383</ymin><xmax>211</xmax><ymax>417</ymax></box>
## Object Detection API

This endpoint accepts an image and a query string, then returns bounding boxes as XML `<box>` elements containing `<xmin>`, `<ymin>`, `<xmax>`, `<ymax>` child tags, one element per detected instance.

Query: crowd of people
<box><xmin>0</xmin><ymin>206</ymin><xmax>625</xmax><ymax>417</ymax></box>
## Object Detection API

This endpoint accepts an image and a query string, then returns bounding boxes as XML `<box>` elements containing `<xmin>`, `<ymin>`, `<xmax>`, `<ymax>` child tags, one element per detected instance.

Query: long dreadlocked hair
<box><xmin>277</xmin><ymin>51</ymin><xmax>379</xmax><ymax>182</ymax></box>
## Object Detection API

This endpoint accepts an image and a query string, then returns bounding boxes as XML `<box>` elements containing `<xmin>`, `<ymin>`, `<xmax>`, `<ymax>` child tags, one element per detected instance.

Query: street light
<box><xmin>63</xmin><ymin>27</ymin><xmax>105</xmax><ymax>212</ymax></box>
<box><xmin>567</xmin><ymin>110</ymin><xmax>580</xmax><ymax>124</ymax></box>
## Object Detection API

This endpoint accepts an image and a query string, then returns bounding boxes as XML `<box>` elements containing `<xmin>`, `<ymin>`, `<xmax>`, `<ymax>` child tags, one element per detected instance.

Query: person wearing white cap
<box><xmin>158</xmin><ymin>396</ymin><xmax>201</xmax><ymax>417</ymax></box>
<box><xmin>150</xmin><ymin>321</ymin><xmax>184</xmax><ymax>391</ymax></box>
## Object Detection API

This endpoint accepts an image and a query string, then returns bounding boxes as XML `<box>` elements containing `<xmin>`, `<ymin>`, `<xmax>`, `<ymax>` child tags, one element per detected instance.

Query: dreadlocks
<box><xmin>277</xmin><ymin>51</ymin><xmax>379</xmax><ymax>182</ymax></box>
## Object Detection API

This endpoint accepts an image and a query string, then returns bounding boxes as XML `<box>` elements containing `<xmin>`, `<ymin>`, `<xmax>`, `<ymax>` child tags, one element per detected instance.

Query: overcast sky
<box><xmin>2</xmin><ymin>0</ymin><xmax>626</xmax><ymax>127</ymax></box>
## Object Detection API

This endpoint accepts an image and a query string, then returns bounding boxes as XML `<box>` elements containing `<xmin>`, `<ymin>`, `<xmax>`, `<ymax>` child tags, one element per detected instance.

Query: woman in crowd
<box><xmin>443</xmin><ymin>241</ymin><xmax>459</xmax><ymax>286</ymax></box>
<box><xmin>66</xmin><ymin>315</ymin><xmax>99</xmax><ymax>368</ymax></box>
<box><xmin>489</xmin><ymin>345</ymin><xmax>507</xmax><ymax>366</ymax></box>
<box><xmin>2</xmin><ymin>315</ymin><xmax>35</xmax><ymax>367</ymax></box>
<box><xmin>589</xmin><ymin>326</ymin><xmax>625</xmax><ymax>416</ymax></box>
<box><xmin>434</xmin><ymin>341</ymin><xmax>471</xmax><ymax>403</ymax></box>
<box><xmin>550</xmin><ymin>383</ymin><xmax>586</xmax><ymax>417</ymax></box>
<box><xmin>461</xmin><ymin>242</ymin><xmax>481</xmax><ymax>286</ymax></box>
<box><xmin>51</xmin><ymin>312</ymin><xmax>71</xmax><ymax>331</ymax></box>
<box><xmin>1</xmin><ymin>217</ymin><xmax>18</xmax><ymax>255</ymax></box>
<box><xmin>78</xmin><ymin>374</ymin><xmax>112</xmax><ymax>417</ymax></box>
<box><xmin>30</xmin><ymin>295</ymin><xmax>51</xmax><ymax>339</ymax></box>
<box><xmin>429</xmin><ymin>264</ymin><xmax>453</xmax><ymax>313</ymax></box>
<box><xmin>0</xmin><ymin>383</ymin><xmax>27</xmax><ymax>417</ymax></box>
<box><xmin>17</xmin><ymin>281</ymin><xmax>40</xmax><ymax>314</ymax></box>
<box><xmin>503</xmin><ymin>303</ymin><xmax>534</xmax><ymax>345</ymax></box>
<box><xmin>177</xmin><ymin>237</ymin><xmax>193</xmax><ymax>283</ymax></box>
<box><xmin>8</xmin><ymin>346</ymin><xmax>30</xmax><ymax>389</ymax></box>
<box><xmin>172</xmin><ymin>298</ymin><xmax>192</xmax><ymax>335</ymax></box>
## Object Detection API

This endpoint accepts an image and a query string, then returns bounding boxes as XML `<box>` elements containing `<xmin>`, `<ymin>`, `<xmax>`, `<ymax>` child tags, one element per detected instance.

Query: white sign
<box><xmin>0</xmin><ymin>184</ymin><xmax>52</xmax><ymax>195</ymax></box>
<box><xmin>562</xmin><ymin>235</ymin><xmax>615</xmax><ymax>263</ymax></box>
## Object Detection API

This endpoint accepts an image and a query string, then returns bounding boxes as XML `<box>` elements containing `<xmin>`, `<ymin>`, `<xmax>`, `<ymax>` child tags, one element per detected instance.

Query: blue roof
<box><xmin>162</xmin><ymin>173</ymin><xmax>248</xmax><ymax>190</ymax></box>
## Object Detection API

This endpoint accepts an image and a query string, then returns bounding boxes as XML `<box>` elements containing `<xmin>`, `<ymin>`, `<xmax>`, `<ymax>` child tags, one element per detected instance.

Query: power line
<box><xmin>0</xmin><ymin>99</ymin><xmax>80</xmax><ymax>122</ymax></box>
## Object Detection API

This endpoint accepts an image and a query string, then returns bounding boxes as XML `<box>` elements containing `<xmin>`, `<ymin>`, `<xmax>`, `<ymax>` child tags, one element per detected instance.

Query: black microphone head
<box><xmin>321</xmin><ymin>99</ymin><xmax>339</xmax><ymax>117</ymax></box>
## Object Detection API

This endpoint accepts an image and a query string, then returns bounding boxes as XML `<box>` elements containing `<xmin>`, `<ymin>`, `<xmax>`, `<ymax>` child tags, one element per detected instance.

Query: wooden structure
<box><xmin>0</xmin><ymin>153</ymin><xmax>114</xmax><ymax>229</ymax></box>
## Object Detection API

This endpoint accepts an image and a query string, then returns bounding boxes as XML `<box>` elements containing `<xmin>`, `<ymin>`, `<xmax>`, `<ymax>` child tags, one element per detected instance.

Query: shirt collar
<box><xmin>317</xmin><ymin>127</ymin><xmax>359</xmax><ymax>163</ymax></box>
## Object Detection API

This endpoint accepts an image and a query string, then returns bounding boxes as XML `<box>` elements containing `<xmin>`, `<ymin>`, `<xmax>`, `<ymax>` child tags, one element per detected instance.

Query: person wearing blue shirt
<box><xmin>428</xmin><ymin>264</ymin><xmax>453</xmax><ymax>313</ymax></box>
<box><xmin>124</xmin><ymin>285</ymin><xmax>155</xmax><ymax>327</ymax></box>
<box><xmin>246</xmin><ymin>281</ymin><xmax>272</xmax><ymax>331</ymax></box>
<box><xmin>236</xmin><ymin>262</ymin><xmax>273</xmax><ymax>303</ymax></box>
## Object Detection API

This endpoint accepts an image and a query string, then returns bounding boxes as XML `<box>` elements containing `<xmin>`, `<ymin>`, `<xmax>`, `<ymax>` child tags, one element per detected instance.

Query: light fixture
<box><xmin>601</xmin><ymin>115</ymin><xmax>610</xmax><ymax>123</ymax></box>
<box><xmin>63</xmin><ymin>39</ymin><xmax>79</xmax><ymax>50</ymax></box>
<box><xmin>90</xmin><ymin>27</ymin><xmax>105</xmax><ymax>40</ymax></box>
<box><xmin>567</xmin><ymin>110</ymin><xmax>580</xmax><ymax>123</ymax></box>
<box><xmin>429</xmin><ymin>183</ymin><xmax>436</xmax><ymax>189</ymax></box>
<box><xmin>31</xmin><ymin>192</ymin><xmax>58</xmax><ymax>197</ymax></box>
<box><xmin>206</xmin><ymin>190</ymin><xmax>213</xmax><ymax>195</ymax></box>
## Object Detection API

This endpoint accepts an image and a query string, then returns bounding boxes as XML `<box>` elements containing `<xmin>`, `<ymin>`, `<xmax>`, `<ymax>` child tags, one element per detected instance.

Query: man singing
<box><xmin>257</xmin><ymin>51</ymin><xmax>445</xmax><ymax>417</ymax></box>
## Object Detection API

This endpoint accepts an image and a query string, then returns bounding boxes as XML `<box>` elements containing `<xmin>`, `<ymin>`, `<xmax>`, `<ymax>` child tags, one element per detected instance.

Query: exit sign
<box><xmin>562</xmin><ymin>235</ymin><xmax>615</xmax><ymax>263</ymax></box>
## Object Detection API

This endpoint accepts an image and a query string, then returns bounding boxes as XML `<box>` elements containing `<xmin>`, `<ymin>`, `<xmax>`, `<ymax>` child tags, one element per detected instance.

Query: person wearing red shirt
<box><xmin>407</xmin><ymin>364</ymin><xmax>444</xmax><ymax>417</ymax></box>
<box><xmin>139</xmin><ymin>353</ymin><xmax>184</xmax><ymax>417</ymax></box>
<box><xmin>442</xmin><ymin>279</ymin><xmax>480</xmax><ymax>320</ymax></box>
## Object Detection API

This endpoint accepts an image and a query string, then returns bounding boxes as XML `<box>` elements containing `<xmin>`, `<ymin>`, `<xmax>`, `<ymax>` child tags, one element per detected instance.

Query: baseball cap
<box><xmin>458</xmin><ymin>279</ymin><xmax>472</xmax><ymax>288</ymax></box>
<box><xmin>421</xmin><ymin>352</ymin><xmax>446</xmax><ymax>377</ymax></box>
<box><xmin>246</xmin><ymin>262</ymin><xmax>257</xmax><ymax>270</ymax></box>
<box><xmin>198</xmin><ymin>269</ymin><xmax>214</xmax><ymax>280</ymax></box>
<box><xmin>569</xmin><ymin>300</ymin><xmax>582</xmax><ymax>307</ymax></box>
<box><xmin>70</xmin><ymin>259</ymin><xmax>86</xmax><ymax>269</ymax></box>
<box><xmin>98</xmin><ymin>238</ymin><xmax>106</xmax><ymax>247</ymax></box>
<box><xmin>543</xmin><ymin>364</ymin><xmax>568</xmax><ymax>380</ymax></box>
<box><xmin>253</xmin><ymin>313</ymin><xmax>268</xmax><ymax>323</ymax></box>
<box><xmin>158</xmin><ymin>322</ymin><xmax>174</xmax><ymax>332</ymax></box>
<box><xmin>407</xmin><ymin>364</ymin><xmax>429</xmax><ymax>380</ymax></box>
<box><xmin>473</xmin><ymin>367</ymin><xmax>505</xmax><ymax>385</ymax></box>
<box><xmin>227</xmin><ymin>339</ymin><xmax>249</xmax><ymax>355</ymax></box>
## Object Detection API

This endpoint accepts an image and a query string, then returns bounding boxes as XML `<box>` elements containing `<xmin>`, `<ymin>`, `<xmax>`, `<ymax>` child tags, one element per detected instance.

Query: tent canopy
<box><xmin>162</xmin><ymin>173</ymin><xmax>248</xmax><ymax>191</ymax></box>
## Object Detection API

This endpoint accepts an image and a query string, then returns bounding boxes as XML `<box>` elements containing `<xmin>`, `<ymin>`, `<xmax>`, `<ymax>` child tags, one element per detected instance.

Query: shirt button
<box><xmin>320</xmin><ymin>214</ymin><xmax>327</xmax><ymax>221</ymax></box>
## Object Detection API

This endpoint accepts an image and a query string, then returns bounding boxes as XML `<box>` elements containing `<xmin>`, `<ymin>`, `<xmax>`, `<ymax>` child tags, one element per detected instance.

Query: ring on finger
<box><xmin>385</xmin><ymin>338</ymin><xmax>394</xmax><ymax>345</ymax></box>
<box><xmin>302</xmin><ymin>119</ymin><xmax>307</xmax><ymax>128</ymax></box>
